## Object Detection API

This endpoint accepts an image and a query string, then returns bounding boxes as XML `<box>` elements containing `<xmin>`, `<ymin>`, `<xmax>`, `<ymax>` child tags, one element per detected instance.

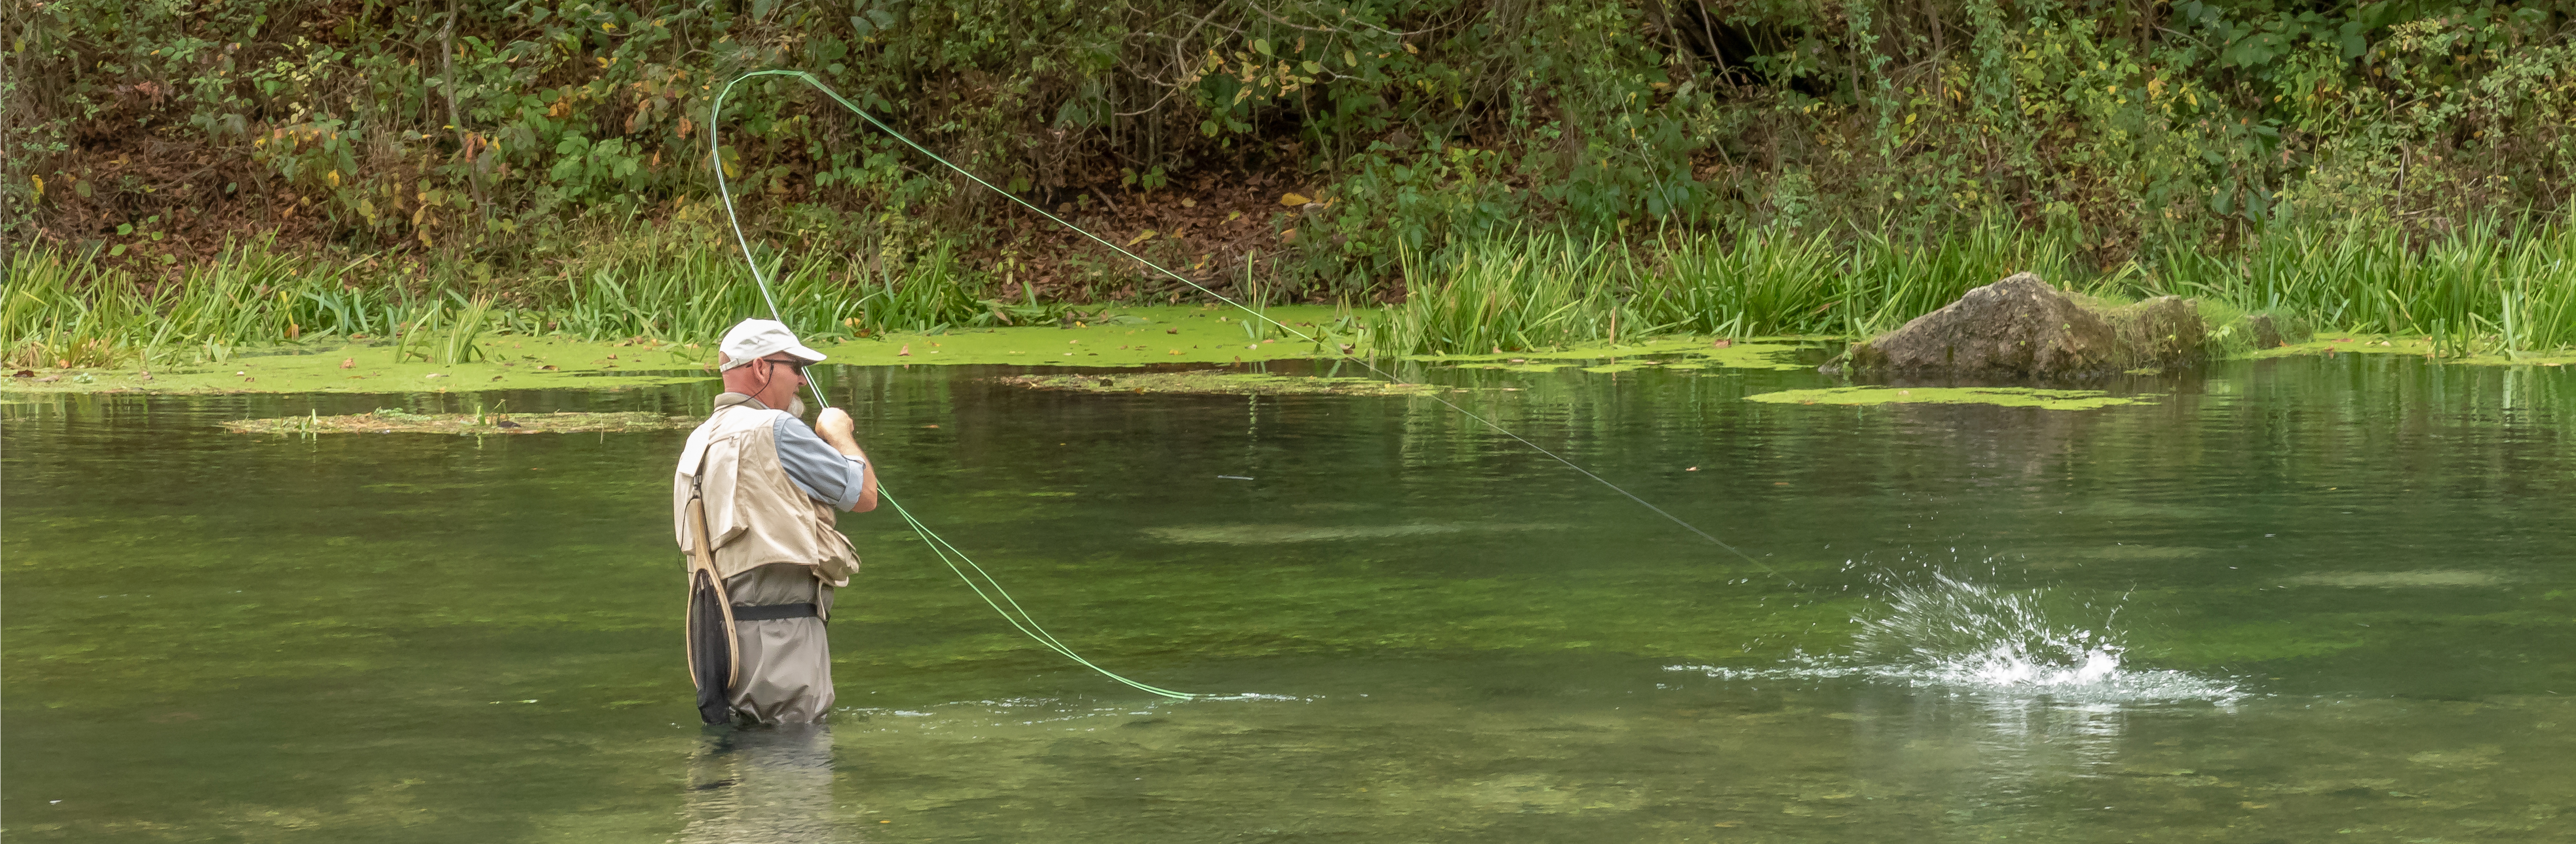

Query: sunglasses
<box><xmin>760</xmin><ymin>357</ymin><xmax>810</xmax><ymax>375</ymax></box>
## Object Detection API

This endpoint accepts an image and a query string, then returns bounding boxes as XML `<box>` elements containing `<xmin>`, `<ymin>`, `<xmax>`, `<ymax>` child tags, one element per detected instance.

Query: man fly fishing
<box><xmin>674</xmin><ymin>318</ymin><xmax>879</xmax><ymax>725</ymax></box>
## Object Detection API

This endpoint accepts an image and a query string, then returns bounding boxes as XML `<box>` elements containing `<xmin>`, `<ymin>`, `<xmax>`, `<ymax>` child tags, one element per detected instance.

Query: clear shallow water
<box><xmin>5</xmin><ymin>355</ymin><xmax>2573</xmax><ymax>842</ymax></box>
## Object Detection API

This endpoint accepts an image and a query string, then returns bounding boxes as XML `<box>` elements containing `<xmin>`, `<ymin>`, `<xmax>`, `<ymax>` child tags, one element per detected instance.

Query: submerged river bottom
<box><xmin>5</xmin><ymin>354</ymin><xmax>2572</xmax><ymax>842</ymax></box>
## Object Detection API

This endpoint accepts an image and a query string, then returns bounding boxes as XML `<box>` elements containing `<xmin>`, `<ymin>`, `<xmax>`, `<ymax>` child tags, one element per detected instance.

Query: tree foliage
<box><xmin>8</xmin><ymin>0</ymin><xmax>2576</xmax><ymax>296</ymax></box>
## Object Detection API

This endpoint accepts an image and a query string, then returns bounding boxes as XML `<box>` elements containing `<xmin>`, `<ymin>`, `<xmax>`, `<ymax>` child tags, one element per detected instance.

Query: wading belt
<box><xmin>731</xmin><ymin>603</ymin><xmax>819</xmax><ymax>621</ymax></box>
<box><xmin>684</xmin><ymin>492</ymin><xmax>741</xmax><ymax>725</ymax></box>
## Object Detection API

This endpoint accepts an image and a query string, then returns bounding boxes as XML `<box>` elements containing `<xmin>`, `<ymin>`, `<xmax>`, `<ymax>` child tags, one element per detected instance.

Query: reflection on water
<box><xmin>682</xmin><ymin>726</ymin><xmax>839</xmax><ymax>844</ymax></box>
<box><xmin>4</xmin><ymin>353</ymin><xmax>2572</xmax><ymax>842</ymax></box>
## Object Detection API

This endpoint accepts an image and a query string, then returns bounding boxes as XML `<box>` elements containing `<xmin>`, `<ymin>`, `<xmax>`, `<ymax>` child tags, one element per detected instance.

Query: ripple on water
<box><xmin>2276</xmin><ymin>569</ymin><xmax>2513</xmax><ymax>588</ymax></box>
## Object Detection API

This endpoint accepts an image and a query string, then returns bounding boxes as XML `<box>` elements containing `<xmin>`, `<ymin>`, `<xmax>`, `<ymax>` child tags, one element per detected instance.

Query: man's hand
<box><xmin>811</xmin><ymin>406</ymin><xmax>879</xmax><ymax>512</ymax></box>
<box><xmin>814</xmin><ymin>407</ymin><xmax>860</xmax><ymax>453</ymax></box>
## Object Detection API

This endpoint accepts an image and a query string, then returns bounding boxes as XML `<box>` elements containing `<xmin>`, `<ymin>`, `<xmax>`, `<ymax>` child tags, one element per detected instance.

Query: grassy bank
<box><xmin>1378</xmin><ymin>220</ymin><xmax>2576</xmax><ymax>358</ymax></box>
<box><xmin>9</xmin><ymin>219</ymin><xmax>2575</xmax><ymax>383</ymax></box>
<box><xmin>2</xmin><ymin>230</ymin><xmax>1052</xmax><ymax>371</ymax></box>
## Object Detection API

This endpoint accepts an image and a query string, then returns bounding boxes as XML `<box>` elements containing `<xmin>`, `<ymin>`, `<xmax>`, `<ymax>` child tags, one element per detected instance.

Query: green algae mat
<box><xmin>0</xmin><ymin>305</ymin><xmax>1831</xmax><ymax>396</ymax></box>
<box><xmin>2250</xmin><ymin>333</ymin><xmax>2576</xmax><ymax>367</ymax></box>
<box><xmin>1435</xmin><ymin>337</ymin><xmax>1817</xmax><ymax>373</ymax></box>
<box><xmin>998</xmin><ymin>370</ymin><xmax>1439</xmax><ymax>396</ymax></box>
<box><xmin>13</xmin><ymin>299</ymin><xmax>2572</xmax><ymax>399</ymax></box>
<box><xmin>221</xmin><ymin>409</ymin><xmax>697</xmax><ymax>435</ymax></box>
<box><xmin>1744</xmin><ymin>385</ymin><xmax>2157</xmax><ymax>410</ymax></box>
<box><xmin>0</xmin><ymin>305</ymin><xmax>1367</xmax><ymax>395</ymax></box>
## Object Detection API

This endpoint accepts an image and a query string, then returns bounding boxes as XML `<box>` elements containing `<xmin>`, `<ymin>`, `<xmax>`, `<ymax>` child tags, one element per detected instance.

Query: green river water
<box><xmin>5</xmin><ymin>353</ymin><xmax>2572</xmax><ymax>842</ymax></box>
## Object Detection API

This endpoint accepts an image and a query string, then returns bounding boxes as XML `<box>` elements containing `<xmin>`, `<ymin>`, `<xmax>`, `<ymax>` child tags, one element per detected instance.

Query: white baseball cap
<box><xmin>717</xmin><ymin>319</ymin><xmax>827</xmax><ymax>371</ymax></box>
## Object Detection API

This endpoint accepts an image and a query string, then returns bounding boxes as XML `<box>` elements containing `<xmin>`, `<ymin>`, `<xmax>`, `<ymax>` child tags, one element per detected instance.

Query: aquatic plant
<box><xmin>521</xmin><ymin>236</ymin><xmax>986</xmax><ymax>341</ymax></box>
<box><xmin>0</xmin><ymin>233</ymin><xmax>994</xmax><ymax>368</ymax></box>
<box><xmin>1632</xmin><ymin>228</ymin><xmax>1843</xmax><ymax>337</ymax></box>
<box><xmin>4</xmin><ymin>246</ymin><xmax>132</xmax><ymax>368</ymax></box>
<box><xmin>1625</xmin><ymin>219</ymin><xmax>2080</xmax><ymax>339</ymax></box>
<box><xmin>12</xmin><ymin>218</ymin><xmax>2575</xmax><ymax>370</ymax></box>
<box><xmin>2142</xmin><ymin>218</ymin><xmax>2576</xmax><ymax>355</ymax></box>
<box><xmin>1375</xmin><ymin>217</ymin><xmax>2575</xmax><ymax>358</ymax></box>
<box><xmin>4</xmin><ymin>240</ymin><xmax>343</xmax><ymax>368</ymax></box>
<box><xmin>1370</xmin><ymin>233</ymin><xmax>1629</xmax><ymax>355</ymax></box>
<box><xmin>221</xmin><ymin>410</ymin><xmax>696</xmax><ymax>435</ymax></box>
<box><xmin>1841</xmin><ymin>222</ymin><xmax>2084</xmax><ymax>338</ymax></box>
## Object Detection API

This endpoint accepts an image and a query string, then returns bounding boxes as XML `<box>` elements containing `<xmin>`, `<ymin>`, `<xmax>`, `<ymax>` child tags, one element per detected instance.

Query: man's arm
<box><xmin>771</xmin><ymin>411</ymin><xmax>876</xmax><ymax>512</ymax></box>
<box><xmin>812</xmin><ymin>408</ymin><xmax>878</xmax><ymax>512</ymax></box>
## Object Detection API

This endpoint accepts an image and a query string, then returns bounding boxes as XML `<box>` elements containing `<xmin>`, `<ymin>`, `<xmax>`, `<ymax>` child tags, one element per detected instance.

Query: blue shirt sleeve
<box><xmin>771</xmin><ymin>415</ymin><xmax>867</xmax><ymax>510</ymax></box>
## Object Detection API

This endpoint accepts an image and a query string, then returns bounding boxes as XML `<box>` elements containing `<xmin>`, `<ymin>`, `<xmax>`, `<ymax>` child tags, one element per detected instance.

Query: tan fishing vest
<box><xmin>672</xmin><ymin>397</ymin><xmax>858</xmax><ymax>585</ymax></box>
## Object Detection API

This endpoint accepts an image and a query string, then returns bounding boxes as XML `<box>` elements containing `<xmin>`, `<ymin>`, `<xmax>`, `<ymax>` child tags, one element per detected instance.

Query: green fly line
<box><xmin>705</xmin><ymin>69</ymin><xmax>1769</xmax><ymax>701</ymax></box>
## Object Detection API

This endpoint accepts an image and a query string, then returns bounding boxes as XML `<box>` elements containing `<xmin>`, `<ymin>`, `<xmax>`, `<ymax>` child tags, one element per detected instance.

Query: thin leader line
<box><xmin>710</xmin><ymin>74</ymin><xmax>1200</xmax><ymax>699</ymax></box>
<box><xmin>709</xmin><ymin>69</ymin><xmax>1772</xmax><ymax>574</ymax></box>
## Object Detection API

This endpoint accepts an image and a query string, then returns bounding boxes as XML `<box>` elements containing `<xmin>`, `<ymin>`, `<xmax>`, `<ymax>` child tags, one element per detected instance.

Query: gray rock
<box><xmin>1831</xmin><ymin>273</ymin><xmax>2203</xmax><ymax>377</ymax></box>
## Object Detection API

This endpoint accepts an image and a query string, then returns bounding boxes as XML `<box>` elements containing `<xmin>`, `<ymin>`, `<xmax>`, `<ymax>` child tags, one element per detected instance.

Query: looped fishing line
<box><xmin>705</xmin><ymin>69</ymin><xmax>1774</xmax><ymax>700</ymax></box>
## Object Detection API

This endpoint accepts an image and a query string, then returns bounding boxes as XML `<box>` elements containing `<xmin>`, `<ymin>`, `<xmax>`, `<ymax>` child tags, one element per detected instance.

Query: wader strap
<box><xmin>730</xmin><ymin>603</ymin><xmax>819</xmax><ymax>621</ymax></box>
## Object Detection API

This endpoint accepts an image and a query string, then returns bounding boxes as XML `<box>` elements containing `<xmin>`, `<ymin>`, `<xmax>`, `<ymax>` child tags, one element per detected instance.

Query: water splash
<box><xmin>1856</xmin><ymin>572</ymin><xmax>2129</xmax><ymax>689</ymax></box>
<box><xmin>1673</xmin><ymin>572</ymin><xmax>2243</xmax><ymax>703</ymax></box>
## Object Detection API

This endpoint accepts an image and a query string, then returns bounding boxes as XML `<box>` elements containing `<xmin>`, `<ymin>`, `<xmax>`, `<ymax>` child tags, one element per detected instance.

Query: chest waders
<box><xmin>684</xmin><ymin>492</ymin><xmax>741</xmax><ymax>725</ymax></box>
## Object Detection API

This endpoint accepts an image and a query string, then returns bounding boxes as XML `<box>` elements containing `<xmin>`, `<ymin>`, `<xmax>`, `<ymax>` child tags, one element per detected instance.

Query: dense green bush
<box><xmin>8</xmin><ymin>0</ymin><xmax>2576</xmax><ymax>298</ymax></box>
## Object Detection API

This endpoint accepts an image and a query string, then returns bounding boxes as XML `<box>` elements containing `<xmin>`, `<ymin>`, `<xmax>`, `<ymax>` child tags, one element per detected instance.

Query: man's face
<box><xmin>718</xmin><ymin>353</ymin><xmax>812</xmax><ymax>408</ymax></box>
<box><xmin>753</xmin><ymin>356</ymin><xmax>808</xmax><ymax>403</ymax></box>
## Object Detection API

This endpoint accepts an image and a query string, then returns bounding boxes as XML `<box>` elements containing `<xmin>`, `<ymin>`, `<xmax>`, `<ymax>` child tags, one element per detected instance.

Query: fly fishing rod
<box><xmin>708</xmin><ymin>74</ymin><xmax>1197</xmax><ymax>701</ymax></box>
<box><xmin>706</xmin><ymin>69</ymin><xmax>1772</xmax><ymax>700</ymax></box>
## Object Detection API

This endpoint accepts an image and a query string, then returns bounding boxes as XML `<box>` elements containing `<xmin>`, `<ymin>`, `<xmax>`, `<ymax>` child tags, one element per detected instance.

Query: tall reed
<box><xmin>5</xmin><ymin>240</ymin><xmax>343</xmax><ymax>367</ymax></box>
<box><xmin>1371</xmin><ymin>234</ymin><xmax>1629</xmax><ymax>355</ymax></box>
<box><xmin>1632</xmin><ymin>228</ymin><xmax>1842</xmax><ymax>336</ymax></box>
<box><xmin>3</xmin><ymin>233</ymin><xmax>995</xmax><ymax>369</ymax></box>
<box><xmin>515</xmin><ymin>239</ymin><xmax>988</xmax><ymax>341</ymax></box>
<box><xmin>1841</xmin><ymin>222</ymin><xmax>2079</xmax><ymax>336</ymax></box>
<box><xmin>1386</xmin><ymin>217</ymin><xmax>2571</xmax><ymax>357</ymax></box>
<box><xmin>5</xmin><ymin>247</ymin><xmax>138</xmax><ymax>368</ymax></box>
<box><xmin>12</xmin><ymin>218</ymin><xmax>2574</xmax><ymax>369</ymax></box>
<box><xmin>2145</xmin><ymin>218</ymin><xmax>2576</xmax><ymax>354</ymax></box>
